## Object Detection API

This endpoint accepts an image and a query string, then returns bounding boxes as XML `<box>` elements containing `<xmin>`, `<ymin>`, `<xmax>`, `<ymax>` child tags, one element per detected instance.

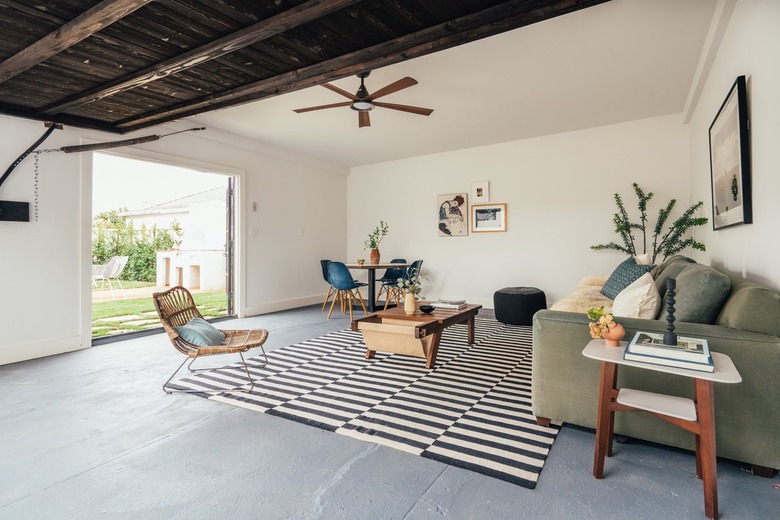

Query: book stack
<box><xmin>431</xmin><ymin>299</ymin><xmax>467</xmax><ymax>309</ymax></box>
<box><xmin>623</xmin><ymin>331</ymin><xmax>714</xmax><ymax>372</ymax></box>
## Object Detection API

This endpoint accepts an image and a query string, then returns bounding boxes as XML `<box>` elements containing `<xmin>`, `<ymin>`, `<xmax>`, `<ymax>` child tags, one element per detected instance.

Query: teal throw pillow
<box><xmin>601</xmin><ymin>257</ymin><xmax>655</xmax><ymax>300</ymax></box>
<box><xmin>175</xmin><ymin>317</ymin><xmax>225</xmax><ymax>346</ymax></box>
<box><xmin>658</xmin><ymin>264</ymin><xmax>731</xmax><ymax>324</ymax></box>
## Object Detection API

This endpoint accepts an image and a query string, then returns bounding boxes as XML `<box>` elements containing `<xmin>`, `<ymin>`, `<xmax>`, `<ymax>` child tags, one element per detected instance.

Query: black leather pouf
<box><xmin>493</xmin><ymin>287</ymin><xmax>547</xmax><ymax>325</ymax></box>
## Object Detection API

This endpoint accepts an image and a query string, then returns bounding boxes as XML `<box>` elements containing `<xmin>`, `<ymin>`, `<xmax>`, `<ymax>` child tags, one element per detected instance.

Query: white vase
<box><xmin>404</xmin><ymin>292</ymin><xmax>417</xmax><ymax>315</ymax></box>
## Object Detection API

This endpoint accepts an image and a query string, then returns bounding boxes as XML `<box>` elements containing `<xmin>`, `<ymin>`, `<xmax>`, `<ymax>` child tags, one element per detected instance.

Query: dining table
<box><xmin>344</xmin><ymin>261</ymin><xmax>411</xmax><ymax>313</ymax></box>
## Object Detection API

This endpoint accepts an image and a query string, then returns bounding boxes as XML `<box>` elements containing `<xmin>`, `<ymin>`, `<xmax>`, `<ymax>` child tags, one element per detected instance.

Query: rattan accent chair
<box><xmin>153</xmin><ymin>286</ymin><xmax>269</xmax><ymax>394</ymax></box>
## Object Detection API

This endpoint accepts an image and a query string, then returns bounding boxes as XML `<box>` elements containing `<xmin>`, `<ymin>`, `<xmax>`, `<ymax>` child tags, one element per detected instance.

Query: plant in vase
<box><xmin>363</xmin><ymin>220</ymin><xmax>389</xmax><ymax>264</ymax></box>
<box><xmin>587</xmin><ymin>306</ymin><xmax>625</xmax><ymax>346</ymax></box>
<box><xmin>397</xmin><ymin>267</ymin><xmax>424</xmax><ymax>315</ymax></box>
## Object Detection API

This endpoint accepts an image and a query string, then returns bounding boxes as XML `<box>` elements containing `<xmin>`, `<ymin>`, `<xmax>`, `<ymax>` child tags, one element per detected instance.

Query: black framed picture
<box><xmin>709</xmin><ymin>75</ymin><xmax>752</xmax><ymax>230</ymax></box>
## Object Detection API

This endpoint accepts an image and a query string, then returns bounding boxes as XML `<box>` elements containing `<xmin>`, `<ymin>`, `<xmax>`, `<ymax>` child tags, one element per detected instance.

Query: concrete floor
<box><xmin>1</xmin><ymin>305</ymin><xmax>777</xmax><ymax>520</ymax></box>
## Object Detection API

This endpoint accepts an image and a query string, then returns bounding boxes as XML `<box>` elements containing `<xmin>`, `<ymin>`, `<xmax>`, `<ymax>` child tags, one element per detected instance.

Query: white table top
<box><xmin>582</xmin><ymin>340</ymin><xmax>741</xmax><ymax>384</ymax></box>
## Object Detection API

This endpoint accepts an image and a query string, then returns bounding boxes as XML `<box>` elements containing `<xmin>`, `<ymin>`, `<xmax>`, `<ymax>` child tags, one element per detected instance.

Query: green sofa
<box><xmin>532</xmin><ymin>255</ymin><xmax>780</xmax><ymax>473</ymax></box>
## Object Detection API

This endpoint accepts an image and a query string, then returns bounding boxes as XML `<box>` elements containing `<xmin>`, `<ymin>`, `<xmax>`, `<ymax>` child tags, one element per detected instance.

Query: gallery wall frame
<box><xmin>709</xmin><ymin>75</ymin><xmax>752</xmax><ymax>231</ymax></box>
<box><xmin>471</xmin><ymin>203</ymin><xmax>507</xmax><ymax>233</ymax></box>
<box><xmin>471</xmin><ymin>181</ymin><xmax>490</xmax><ymax>203</ymax></box>
<box><xmin>438</xmin><ymin>193</ymin><xmax>468</xmax><ymax>236</ymax></box>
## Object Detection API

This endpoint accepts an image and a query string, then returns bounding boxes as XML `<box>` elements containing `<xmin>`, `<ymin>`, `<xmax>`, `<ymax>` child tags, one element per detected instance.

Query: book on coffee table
<box><xmin>432</xmin><ymin>299</ymin><xmax>467</xmax><ymax>309</ymax></box>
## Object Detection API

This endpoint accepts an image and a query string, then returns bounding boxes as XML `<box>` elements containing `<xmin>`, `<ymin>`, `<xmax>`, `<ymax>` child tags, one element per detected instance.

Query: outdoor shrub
<box><xmin>92</xmin><ymin>211</ymin><xmax>176</xmax><ymax>282</ymax></box>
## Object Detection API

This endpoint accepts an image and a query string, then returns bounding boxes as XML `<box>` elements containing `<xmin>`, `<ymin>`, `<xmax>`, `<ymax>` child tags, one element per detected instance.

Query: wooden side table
<box><xmin>582</xmin><ymin>340</ymin><xmax>741</xmax><ymax>519</ymax></box>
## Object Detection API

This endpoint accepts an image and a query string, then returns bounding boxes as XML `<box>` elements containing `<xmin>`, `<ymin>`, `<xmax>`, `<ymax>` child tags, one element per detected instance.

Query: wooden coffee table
<box><xmin>351</xmin><ymin>304</ymin><xmax>482</xmax><ymax>369</ymax></box>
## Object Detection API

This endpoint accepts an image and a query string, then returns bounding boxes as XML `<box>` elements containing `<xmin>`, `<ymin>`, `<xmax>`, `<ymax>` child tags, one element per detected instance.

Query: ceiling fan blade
<box><xmin>373</xmin><ymin>101</ymin><xmax>433</xmax><ymax>116</ymax></box>
<box><xmin>368</xmin><ymin>77</ymin><xmax>418</xmax><ymax>100</ymax></box>
<box><xmin>321</xmin><ymin>82</ymin><xmax>357</xmax><ymax>100</ymax></box>
<box><xmin>293</xmin><ymin>101</ymin><xmax>351</xmax><ymax>113</ymax></box>
<box><xmin>359</xmin><ymin>111</ymin><xmax>371</xmax><ymax>128</ymax></box>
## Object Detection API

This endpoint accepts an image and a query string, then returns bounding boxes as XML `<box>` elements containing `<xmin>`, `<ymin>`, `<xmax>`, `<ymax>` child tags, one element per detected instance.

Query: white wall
<box><xmin>0</xmin><ymin>115</ymin><xmax>348</xmax><ymax>365</ymax></box>
<box><xmin>348</xmin><ymin>114</ymin><xmax>691</xmax><ymax>307</ymax></box>
<box><xmin>688</xmin><ymin>0</ymin><xmax>780</xmax><ymax>290</ymax></box>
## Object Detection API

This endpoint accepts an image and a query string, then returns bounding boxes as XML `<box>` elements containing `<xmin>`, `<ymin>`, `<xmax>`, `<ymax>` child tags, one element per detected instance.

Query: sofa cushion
<box><xmin>653</xmin><ymin>255</ymin><xmax>696</xmax><ymax>297</ymax></box>
<box><xmin>658</xmin><ymin>264</ymin><xmax>731</xmax><ymax>324</ymax></box>
<box><xmin>612</xmin><ymin>273</ymin><xmax>661</xmax><ymax>319</ymax></box>
<box><xmin>716</xmin><ymin>278</ymin><xmax>780</xmax><ymax>336</ymax></box>
<box><xmin>601</xmin><ymin>257</ymin><xmax>655</xmax><ymax>299</ymax></box>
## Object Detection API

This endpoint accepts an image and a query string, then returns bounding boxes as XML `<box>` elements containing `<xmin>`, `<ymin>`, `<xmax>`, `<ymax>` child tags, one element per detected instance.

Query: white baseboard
<box><xmin>241</xmin><ymin>294</ymin><xmax>325</xmax><ymax>317</ymax></box>
<box><xmin>0</xmin><ymin>335</ymin><xmax>87</xmax><ymax>366</ymax></box>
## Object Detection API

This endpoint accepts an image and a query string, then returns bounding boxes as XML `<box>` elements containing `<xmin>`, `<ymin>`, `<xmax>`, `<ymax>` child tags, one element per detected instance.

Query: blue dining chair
<box><xmin>320</xmin><ymin>259</ymin><xmax>336</xmax><ymax>311</ymax></box>
<box><xmin>327</xmin><ymin>261</ymin><xmax>368</xmax><ymax>321</ymax></box>
<box><xmin>376</xmin><ymin>258</ymin><xmax>407</xmax><ymax>308</ymax></box>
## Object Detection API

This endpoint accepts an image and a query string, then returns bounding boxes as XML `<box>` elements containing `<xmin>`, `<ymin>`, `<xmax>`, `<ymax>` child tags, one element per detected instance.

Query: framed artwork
<box><xmin>438</xmin><ymin>193</ymin><xmax>468</xmax><ymax>236</ymax></box>
<box><xmin>709</xmin><ymin>75</ymin><xmax>752</xmax><ymax>230</ymax></box>
<box><xmin>471</xmin><ymin>203</ymin><xmax>507</xmax><ymax>233</ymax></box>
<box><xmin>471</xmin><ymin>181</ymin><xmax>490</xmax><ymax>203</ymax></box>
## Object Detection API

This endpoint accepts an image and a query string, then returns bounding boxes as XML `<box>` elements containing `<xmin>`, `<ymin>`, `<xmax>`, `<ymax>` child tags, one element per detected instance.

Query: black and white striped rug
<box><xmin>170</xmin><ymin>318</ymin><xmax>560</xmax><ymax>489</ymax></box>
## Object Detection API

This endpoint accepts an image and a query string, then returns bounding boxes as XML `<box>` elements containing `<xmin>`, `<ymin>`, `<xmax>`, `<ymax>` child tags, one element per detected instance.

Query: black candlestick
<box><xmin>664</xmin><ymin>278</ymin><xmax>677</xmax><ymax>346</ymax></box>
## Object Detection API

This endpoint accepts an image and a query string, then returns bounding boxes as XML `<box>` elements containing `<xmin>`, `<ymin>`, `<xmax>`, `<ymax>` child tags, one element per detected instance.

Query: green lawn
<box><xmin>92</xmin><ymin>291</ymin><xmax>228</xmax><ymax>338</ymax></box>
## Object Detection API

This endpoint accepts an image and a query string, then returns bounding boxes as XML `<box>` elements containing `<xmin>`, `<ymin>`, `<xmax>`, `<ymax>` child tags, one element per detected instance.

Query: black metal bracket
<box><xmin>0</xmin><ymin>122</ymin><xmax>61</xmax><ymax>222</ymax></box>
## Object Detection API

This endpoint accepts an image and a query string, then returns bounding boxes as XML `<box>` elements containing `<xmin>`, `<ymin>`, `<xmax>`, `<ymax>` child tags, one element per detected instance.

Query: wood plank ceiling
<box><xmin>0</xmin><ymin>0</ymin><xmax>610</xmax><ymax>134</ymax></box>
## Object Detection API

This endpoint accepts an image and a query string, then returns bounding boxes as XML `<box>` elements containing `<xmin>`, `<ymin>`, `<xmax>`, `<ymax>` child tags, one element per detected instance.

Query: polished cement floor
<box><xmin>1</xmin><ymin>305</ymin><xmax>777</xmax><ymax>519</ymax></box>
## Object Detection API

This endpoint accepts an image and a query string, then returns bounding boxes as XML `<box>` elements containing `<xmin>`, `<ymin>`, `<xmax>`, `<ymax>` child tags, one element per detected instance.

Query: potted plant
<box><xmin>364</xmin><ymin>220</ymin><xmax>389</xmax><ymax>264</ymax></box>
<box><xmin>587</xmin><ymin>306</ymin><xmax>625</xmax><ymax>346</ymax></box>
<box><xmin>397</xmin><ymin>267</ymin><xmax>424</xmax><ymax>315</ymax></box>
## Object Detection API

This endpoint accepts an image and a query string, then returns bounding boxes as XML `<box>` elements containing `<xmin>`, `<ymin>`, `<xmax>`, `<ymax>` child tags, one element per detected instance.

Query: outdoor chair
<box><xmin>92</xmin><ymin>255</ymin><xmax>129</xmax><ymax>298</ymax></box>
<box><xmin>153</xmin><ymin>286</ymin><xmax>269</xmax><ymax>394</ymax></box>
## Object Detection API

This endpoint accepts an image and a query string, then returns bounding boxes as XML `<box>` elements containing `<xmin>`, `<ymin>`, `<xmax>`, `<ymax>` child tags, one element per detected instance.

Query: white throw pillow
<box><xmin>634</xmin><ymin>253</ymin><xmax>653</xmax><ymax>265</ymax></box>
<box><xmin>612</xmin><ymin>273</ymin><xmax>661</xmax><ymax>319</ymax></box>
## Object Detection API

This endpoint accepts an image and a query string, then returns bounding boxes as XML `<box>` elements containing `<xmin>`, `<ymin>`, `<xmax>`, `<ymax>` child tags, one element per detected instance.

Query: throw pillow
<box><xmin>612</xmin><ymin>273</ymin><xmax>661</xmax><ymax>319</ymax></box>
<box><xmin>634</xmin><ymin>253</ymin><xmax>653</xmax><ymax>265</ymax></box>
<box><xmin>658</xmin><ymin>264</ymin><xmax>731</xmax><ymax>324</ymax></box>
<box><xmin>175</xmin><ymin>317</ymin><xmax>226</xmax><ymax>346</ymax></box>
<box><xmin>653</xmin><ymin>255</ymin><xmax>696</xmax><ymax>297</ymax></box>
<box><xmin>601</xmin><ymin>257</ymin><xmax>656</xmax><ymax>300</ymax></box>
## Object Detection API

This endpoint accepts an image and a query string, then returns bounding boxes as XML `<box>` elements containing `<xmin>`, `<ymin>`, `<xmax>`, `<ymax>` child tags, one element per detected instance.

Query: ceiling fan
<box><xmin>293</xmin><ymin>71</ymin><xmax>433</xmax><ymax>128</ymax></box>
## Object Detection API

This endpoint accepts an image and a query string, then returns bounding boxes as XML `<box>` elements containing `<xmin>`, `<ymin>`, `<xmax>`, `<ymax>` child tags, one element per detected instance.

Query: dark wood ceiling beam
<box><xmin>117</xmin><ymin>0</ymin><xmax>611</xmax><ymax>131</ymax></box>
<box><xmin>42</xmin><ymin>0</ymin><xmax>362</xmax><ymax>116</ymax></box>
<box><xmin>0</xmin><ymin>0</ymin><xmax>154</xmax><ymax>84</ymax></box>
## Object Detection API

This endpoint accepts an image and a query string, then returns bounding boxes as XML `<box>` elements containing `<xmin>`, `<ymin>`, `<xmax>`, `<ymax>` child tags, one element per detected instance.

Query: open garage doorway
<box><xmin>91</xmin><ymin>153</ymin><xmax>235</xmax><ymax>340</ymax></box>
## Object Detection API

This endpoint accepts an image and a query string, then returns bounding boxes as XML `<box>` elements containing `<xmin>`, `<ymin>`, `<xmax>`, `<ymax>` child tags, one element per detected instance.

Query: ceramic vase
<box><xmin>369</xmin><ymin>248</ymin><xmax>380</xmax><ymax>264</ymax></box>
<box><xmin>603</xmin><ymin>323</ymin><xmax>625</xmax><ymax>347</ymax></box>
<box><xmin>404</xmin><ymin>292</ymin><xmax>417</xmax><ymax>315</ymax></box>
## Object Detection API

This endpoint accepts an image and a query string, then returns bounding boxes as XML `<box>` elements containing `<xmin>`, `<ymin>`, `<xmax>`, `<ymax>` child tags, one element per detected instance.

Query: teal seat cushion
<box><xmin>659</xmin><ymin>264</ymin><xmax>731</xmax><ymax>324</ymax></box>
<box><xmin>175</xmin><ymin>317</ymin><xmax>225</xmax><ymax>346</ymax></box>
<box><xmin>601</xmin><ymin>257</ymin><xmax>655</xmax><ymax>299</ymax></box>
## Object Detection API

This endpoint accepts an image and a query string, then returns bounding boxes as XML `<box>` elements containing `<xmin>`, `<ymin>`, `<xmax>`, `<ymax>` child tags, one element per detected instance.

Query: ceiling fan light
<box><xmin>351</xmin><ymin>100</ymin><xmax>374</xmax><ymax>111</ymax></box>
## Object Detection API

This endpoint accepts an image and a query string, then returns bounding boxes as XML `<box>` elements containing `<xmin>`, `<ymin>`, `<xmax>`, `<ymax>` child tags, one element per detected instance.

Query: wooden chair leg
<box><xmin>347</xmin><ymin>291</ymin><xmax>354</xmax><ymax>321</ymax></box>
<box><xmin>355</xmin><ymin>288</ymin><xmax>368</xmax><ymax>315</ymax></box>
<box><xmin>327</xmin><ymin>290</ymin><xmax>340</xmax><ymax>319</ymax></box>
<box><xmin>322</xmin><ymin>285</ymin><xmax>333</xmax><ymax>311</ymax></box>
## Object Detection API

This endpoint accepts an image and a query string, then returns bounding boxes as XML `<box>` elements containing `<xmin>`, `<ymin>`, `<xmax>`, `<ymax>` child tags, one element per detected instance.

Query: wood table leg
<box><xmin>593</xmin><ymin>361</ymin><xmax>617</xmax><ymax>479</ymax></box>
<box><xmin>467</xmin><ymin>316</ymin><xmax>475</xmax><ymax>344</ymax></box>
<box><xmin>425</xmin><ymin>330</ymin><xmax>443</xmax><ymax>369</ymax></box>
<box><xmin>365</xmin><ymin>349</ymin><xmax>375</xmax><ymax>360</ymax></box>
<box><xmin>695</xmin><ymin>379</ymin><xmax>718</xmax><ymax>519</ymax></box>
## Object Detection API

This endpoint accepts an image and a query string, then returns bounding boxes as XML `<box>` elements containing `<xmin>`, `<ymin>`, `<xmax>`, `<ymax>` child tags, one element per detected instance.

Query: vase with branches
<box><xmin>591</xmin><ymin>183</ymin><xmax>708</xmax><ymax>264</ymax></box>
<box><xmin>363</xmin><ymin>220</ymin><xmax>389</xmax><ymax>264</ymax></box>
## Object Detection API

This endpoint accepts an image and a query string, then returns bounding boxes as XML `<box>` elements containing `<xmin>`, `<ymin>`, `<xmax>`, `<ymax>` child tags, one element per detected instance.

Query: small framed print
<box><xmin>471</xmin><ymin>203</ymin><xmax>507</xmax><ymax>233</ymax></box>
<box><xmin>471</xmin><ymin>181</ymin><xmax>490</xmax><ymax>203</ymax></box>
